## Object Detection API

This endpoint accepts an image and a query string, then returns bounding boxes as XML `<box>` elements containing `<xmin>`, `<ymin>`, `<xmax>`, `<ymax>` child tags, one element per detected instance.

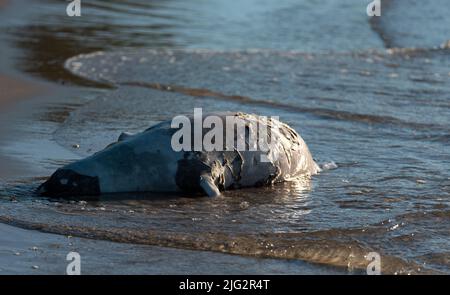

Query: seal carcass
<box><xmin>38</xmin><ymin>112</ymin><xmax>320</xmax><ymax>197</ymax></box>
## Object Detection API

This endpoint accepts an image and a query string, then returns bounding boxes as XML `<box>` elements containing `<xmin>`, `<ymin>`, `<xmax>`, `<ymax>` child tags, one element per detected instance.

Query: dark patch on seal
<box><xmin>38</xmin><ymin>169</ymin><xmax>100</xmax><ymax>197</ymax></box>
<box><xmin>254</xmin><ymin>166</ymin><xmax>281</xmax><ymax>187</ymax></box>
<box><xmin>175</xmin><ymin>152</ymin><xmax>211</xmax><ymax>193</ymax></box>
<box><xmin>229</xmin><ymin>151</ymin><xmax>243</xmax><ymax>182</ymax></box>
<box><xmin>219</xmin><ymin>150</ymin><xmax>243</xmax><ymax>183</ymax></box>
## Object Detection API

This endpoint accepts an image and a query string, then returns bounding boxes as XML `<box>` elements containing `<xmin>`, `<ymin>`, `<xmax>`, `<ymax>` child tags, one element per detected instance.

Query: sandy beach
<box><xmin>0</xmin><ymin>74</ymin><xmax>44</xmax><ymax>106</ymax></box>
<box><xmin>0</xmin><ymin>223</ymin><xmax>346</xmax><ymax>274</ymax></box>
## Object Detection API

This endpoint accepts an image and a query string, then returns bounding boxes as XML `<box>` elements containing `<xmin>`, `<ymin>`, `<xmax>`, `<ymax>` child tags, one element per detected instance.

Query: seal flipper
<box><xmin>105</xmin><ymin>132</ymin><xmax>135</xmax><ymax>149</ymax></box>
<box><xmin>118</xmin><ymin>132</ymin><xmax>134</xmax><ymax>142</ymax></box>
<box><xmin>199</xmin><ymin>174</ymin><xmax>221</xmax><ymax>197</ymax></box>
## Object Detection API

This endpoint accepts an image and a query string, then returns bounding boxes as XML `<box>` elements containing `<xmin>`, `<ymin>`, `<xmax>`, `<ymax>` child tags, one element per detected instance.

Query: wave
<box><xmin>119</xmin><ymin>81</ymin><xmax>435</xmax><ymax>129</ymax></box>
<box><xmin>64</xmin><ymin>48</ymin><xmax>450</xmax><ymax>134</ymax></box>
<box><xmin>0</xmin><ymin>212</ymin><xmax>437</xmax><ymax>275</ymax></box>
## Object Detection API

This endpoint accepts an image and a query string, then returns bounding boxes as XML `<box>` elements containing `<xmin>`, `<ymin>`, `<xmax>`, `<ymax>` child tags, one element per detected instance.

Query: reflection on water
<box><xmin>0</xmin><ymin>0</ymin><xmax>450</xmax><ymax>274</ymax></box>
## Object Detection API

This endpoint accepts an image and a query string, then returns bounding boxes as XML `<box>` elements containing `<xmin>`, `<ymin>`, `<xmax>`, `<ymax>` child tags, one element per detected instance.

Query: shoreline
<box><xmin>0</xmin><ymin>73</ymin><xmax>52</xmax><ymax>179</ymax></box>
<box><xmin>0</xmin><ymin>223</ymin><xmax>345</xmax><ymax>274</ymax></box>
<box><xmin>0</xmin><ymin>74</ymin><xmax>45</xmax><ymax>107</ymax></box>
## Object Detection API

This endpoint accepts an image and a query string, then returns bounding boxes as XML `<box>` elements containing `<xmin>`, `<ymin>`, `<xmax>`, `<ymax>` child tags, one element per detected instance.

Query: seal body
<box><xmin>39</xmin><ymin>112</ymin><xmax>320</xmax><ymax>197</ymax></box>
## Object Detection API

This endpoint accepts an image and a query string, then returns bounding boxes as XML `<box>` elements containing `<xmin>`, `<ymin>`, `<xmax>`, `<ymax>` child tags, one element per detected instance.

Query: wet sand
<box><xmin>0</xmin><ymin>74</ymin><xmax>44</xmax><ymax>107</ymax></box>
<box><xmin>0</xmin><ymin>73</ymin><xmax>50</xmax><ymax>180</ymax></box>
<box><xmin>0</xmin><ymin>223</ymin><xmax>346</xmax><ymax>274</ymax></box>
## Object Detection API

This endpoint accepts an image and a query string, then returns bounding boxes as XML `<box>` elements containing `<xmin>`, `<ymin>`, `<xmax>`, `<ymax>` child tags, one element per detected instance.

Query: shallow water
<box><xmin>0</xmin><ymin>0</ymin><xmax>450</xmax><ymax>274</ymax></box>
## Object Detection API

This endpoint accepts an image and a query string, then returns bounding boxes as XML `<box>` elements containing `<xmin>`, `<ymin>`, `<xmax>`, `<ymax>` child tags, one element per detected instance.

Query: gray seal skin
<box><xmin>38</xmin><ymin>112</ymin><xmax>320</xmax><ymax>197</ymax></box>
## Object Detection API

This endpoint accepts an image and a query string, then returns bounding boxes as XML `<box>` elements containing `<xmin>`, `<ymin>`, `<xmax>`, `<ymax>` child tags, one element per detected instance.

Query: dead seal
<box><xmin>38</xmin><ymin>112</ymin><xmax>320</xmax><ymax>197</ymax></box>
